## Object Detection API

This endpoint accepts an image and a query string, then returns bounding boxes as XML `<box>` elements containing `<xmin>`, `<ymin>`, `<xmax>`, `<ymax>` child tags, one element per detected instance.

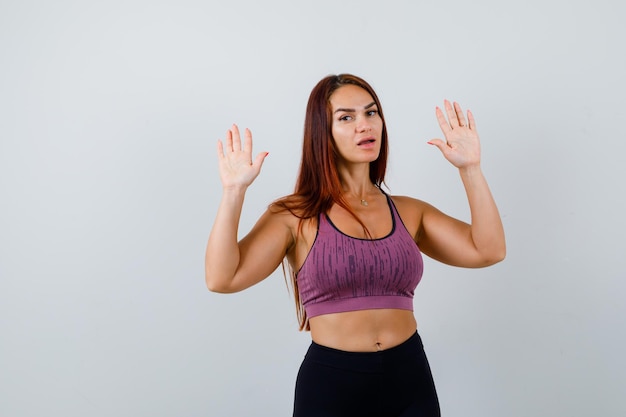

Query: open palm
<box><xmin>428</xmin><ymin>100</ymin><xmax>481</xmax><ymax>169</ymax></box>
<box><xmin>217</xmin><ymin>124</ymin><xmax>268</xmax><ymax>189</ymax></box>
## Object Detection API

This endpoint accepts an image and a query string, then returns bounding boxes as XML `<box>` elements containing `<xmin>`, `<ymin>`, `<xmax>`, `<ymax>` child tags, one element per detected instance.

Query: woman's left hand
<box><xmin>428</xmin><ymin>100</ymin><xmax>481</xmax><ymax>169</ymax></box>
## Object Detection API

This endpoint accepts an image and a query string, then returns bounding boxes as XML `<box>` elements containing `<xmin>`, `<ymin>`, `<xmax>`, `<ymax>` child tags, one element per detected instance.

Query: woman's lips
<box><xmin>357</xmin><ymin>138</ymin><xmax>376</xmax><ymax>148</ymax></box>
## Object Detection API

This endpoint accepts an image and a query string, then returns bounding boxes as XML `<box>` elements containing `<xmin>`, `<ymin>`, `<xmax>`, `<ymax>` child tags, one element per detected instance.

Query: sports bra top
<box><xmin>296</xmin><ymin>194</ymin><xmax>424</xmax><ymax>319</ymax></box>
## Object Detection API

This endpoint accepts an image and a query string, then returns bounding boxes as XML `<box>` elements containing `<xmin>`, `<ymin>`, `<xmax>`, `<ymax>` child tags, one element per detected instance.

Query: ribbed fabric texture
<box><xmin>297</xmin><ymin>196</ymin><xmax>424</xmax><ymax>318</ymax></box>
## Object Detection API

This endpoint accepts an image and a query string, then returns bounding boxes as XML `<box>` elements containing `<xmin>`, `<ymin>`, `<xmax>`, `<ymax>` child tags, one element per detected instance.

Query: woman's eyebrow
<box><xmin>333</xmin><ymin>102</ymin><xmax>377</xmax><ymax>113</ymax></box>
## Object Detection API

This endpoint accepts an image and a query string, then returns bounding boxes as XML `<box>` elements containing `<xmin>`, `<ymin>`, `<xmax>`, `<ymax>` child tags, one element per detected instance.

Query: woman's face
<box><xmin>329</xmin><ymin>84</ymin><xmax>383</xmax><ymax>165</ymax></box>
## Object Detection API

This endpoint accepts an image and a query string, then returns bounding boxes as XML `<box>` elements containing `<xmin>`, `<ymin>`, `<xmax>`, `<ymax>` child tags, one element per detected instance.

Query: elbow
<box><xmin>492</xmin><ymin>249</ymin><xmax>506</xmax><ymax>265</ymax></box>
<box><xmin>205</xmin><ymin>279</ymin><xmax>225</xmax><ymax>293</ymax></box>
<box><xmin>205</xmin><ymin>277</ymin><xmax>235</xmax><ymax>293</ymax></box>
<box><xmin>205</xmin><ymin>268</ymin><xmax>235</xmax><ymax>293</ymax></box>
<box><xmin>483</xmin><ymin>244</ymin><xmax>506</xmax><ymax>266</ymax></box>
<box><xmin>470</xmin><ymin>240</ymin><xmax>506</xmax><ymax>267</ymax></box>
<box><xmin>204</xmin><ymin>278</ymin><xmax>236</xmax><ymax>294</ymax></box>
<box><xmin>497</xmin><ymin>240</ymin><xmax>507</xmax><ymax>262</ymax></box>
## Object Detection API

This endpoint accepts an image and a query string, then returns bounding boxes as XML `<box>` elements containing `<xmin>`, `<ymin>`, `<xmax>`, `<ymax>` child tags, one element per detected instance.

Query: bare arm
<box><xmin>418</xmin><ymin>101</ymin><xmax>506</xmax><ymax>267</ymax></box>
<box><xmin>205</xmin><ymin>125</ymin><xmax>292</xmax><ymax>292</ymax></box>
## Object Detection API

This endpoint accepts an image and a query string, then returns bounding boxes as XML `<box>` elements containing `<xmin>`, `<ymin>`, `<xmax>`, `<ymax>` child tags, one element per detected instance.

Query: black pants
<box><xmin>293</xmin><ymin>332</ymin><xmax>440</xmax><ymax>417</ymax></box>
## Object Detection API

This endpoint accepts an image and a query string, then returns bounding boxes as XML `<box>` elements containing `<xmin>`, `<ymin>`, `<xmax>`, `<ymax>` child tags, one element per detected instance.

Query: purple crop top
<box><xmin>296</xmin><ymin>195</ymin><xmax>424</xmax><ymax>319</ymax></box>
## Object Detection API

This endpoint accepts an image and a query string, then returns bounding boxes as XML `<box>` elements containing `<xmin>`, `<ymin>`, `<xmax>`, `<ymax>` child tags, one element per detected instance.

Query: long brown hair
<box><xmin>274</xmin><ymin>74</ymin><xmax>389</xmax><ymax>330</ymax></box>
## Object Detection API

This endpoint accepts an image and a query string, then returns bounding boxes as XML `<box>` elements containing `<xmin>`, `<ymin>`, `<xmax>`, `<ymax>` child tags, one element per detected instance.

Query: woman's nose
<box><xmin>357</xmin><ymin>118</ymin><xmax>372</xmax><ymax>132</ymax></box>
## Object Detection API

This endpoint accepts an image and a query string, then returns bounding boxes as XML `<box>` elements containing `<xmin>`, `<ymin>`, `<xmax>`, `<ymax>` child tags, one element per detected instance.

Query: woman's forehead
<box><xmin>329</xmin><ymin>85</ymin><xmax>375</xmax><ymax>110</ymax></box>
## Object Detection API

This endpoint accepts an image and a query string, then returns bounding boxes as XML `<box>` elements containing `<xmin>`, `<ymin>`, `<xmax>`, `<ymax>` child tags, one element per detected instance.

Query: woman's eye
<box><xmin>339</xmin><ymin>115</ymin><xmax>353</xmax><ymax>121</ymax></box>
<box><xmin>367</xmin><ymin>110</ymin><xmax>378</xmax><ymax>116</ymax></box>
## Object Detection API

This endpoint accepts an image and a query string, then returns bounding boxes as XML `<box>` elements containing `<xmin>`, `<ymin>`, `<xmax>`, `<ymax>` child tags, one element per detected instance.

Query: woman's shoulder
<box><xmin>266</xmin><ymin>197</ymin><xmax>319</xmax><ymax>264</ymax></box>
<box><xmin>265</xmin><ymin>200</ymin><xmax>297</xmax><ymax>221</ymax></box>
<box><xmin>269</xmin><ymin>196</ymin><xmax>306</xmax><ymax>216</ymax></box>
<box><xmin>388</xmin><ymin>194</ymin><xmax>431</xmax><ymax>211</ymax></box>
<box><xmin>387</xmin><ymin>194</ymin><xmax>435</xmax><ymax>238</ymax></box>
<box><xmin>265</xmin><ymin>197</ymin><xmax>317</xmax><ymax>232</ymax></box>
<box><xmin>268</xmin><ymin>193</ymin><xmax>319</xmax><ymax>218</ymax></box>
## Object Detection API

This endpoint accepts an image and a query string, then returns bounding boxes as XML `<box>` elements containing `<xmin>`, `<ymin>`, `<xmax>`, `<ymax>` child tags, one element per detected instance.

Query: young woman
<box><xmin>205</xmin><ymin>74</ymin><xmax>505</xmax><ymax>416</ymax></box>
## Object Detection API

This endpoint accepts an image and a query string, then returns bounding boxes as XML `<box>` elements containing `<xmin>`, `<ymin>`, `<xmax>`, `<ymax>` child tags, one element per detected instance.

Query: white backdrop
<box><xmin>1</xmin><ymin>0</ymin><xmax>625</xmax><ymax>416</ymax></box>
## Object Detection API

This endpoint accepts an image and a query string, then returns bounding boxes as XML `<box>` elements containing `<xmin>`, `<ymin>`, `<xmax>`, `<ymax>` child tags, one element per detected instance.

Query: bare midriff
<box><xmin>308</xmin><ymin>309</ymin><xmax>417</xmax><ymax>352</ymax></box>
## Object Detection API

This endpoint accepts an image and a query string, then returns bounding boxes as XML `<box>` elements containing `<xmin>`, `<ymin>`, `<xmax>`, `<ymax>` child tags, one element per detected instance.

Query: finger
<box><xmin>444</xmin><ymin>99</ymin><xmax>459</xmax><ymax>128</ymax></box>
<box><xmin>224</xmin><ymin>128</ymin><xmax>233</xmax><ymax>153</ymax></box>
<box><xmin>231</xmin><ymin>124</ymin><xmax>241</xmax><ymax>151</ymax></box>
<box><xmin>454</xmin><ymin>102</ymin><xmax>467</xmax><ymax>128</ymax></box>
<box><xmin>427</xmin><ymin>138</ymin><xmax>450</xmax><ymax>154</ymax></box>
<box><xmin>217</xmin><ymin>139</ymin><xmax>225</xmax><ymax>159</ymax></box>
<box><xmin>435</xmin><ymin>106</ymin><xmax>452</xmax><ymax>135</ymax></box>
<box><xmin>253</xmin><ymin>151</ymin><xmax>269</xmax><ymax>168</ymax></box>
<box><xmin>467</xmin><ymin>109</ymin><xmax>477</xmax><ymax>130</ymax></box>
<box><xmin>243</xmin><ymin>128</ymin><xmax>253</xmax><ymax>153</ymax></box>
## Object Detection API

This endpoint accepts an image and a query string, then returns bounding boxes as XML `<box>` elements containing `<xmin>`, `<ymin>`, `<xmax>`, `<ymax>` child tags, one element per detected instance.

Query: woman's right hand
<box><xmin>217</xmin><ymin>124</ymin><xmax>268</xmax><ymax>190</ymax></box>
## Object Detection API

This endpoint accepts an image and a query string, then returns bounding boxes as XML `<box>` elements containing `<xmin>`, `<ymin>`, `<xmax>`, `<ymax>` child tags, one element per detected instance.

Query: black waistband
<box><xmin>305</xmin><ymin>331</ymin><xmax>424</xmax><ymax>372</ymax></box>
